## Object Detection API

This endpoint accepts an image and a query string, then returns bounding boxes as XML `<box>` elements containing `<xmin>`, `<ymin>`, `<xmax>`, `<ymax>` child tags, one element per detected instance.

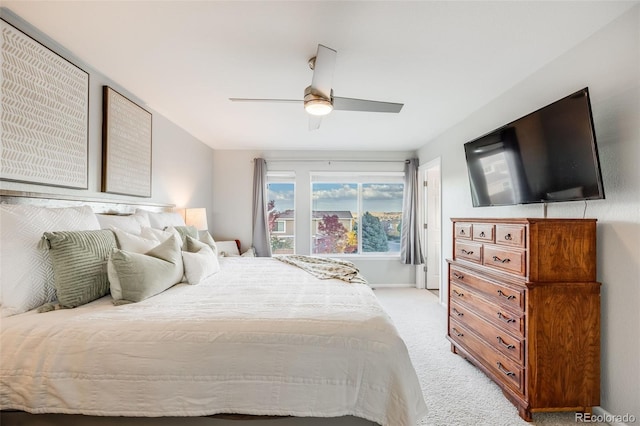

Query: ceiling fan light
<box><xmin>304</xmin><ymin>98</ymin><xmax>333</xmax><ymax>116</ymax></box>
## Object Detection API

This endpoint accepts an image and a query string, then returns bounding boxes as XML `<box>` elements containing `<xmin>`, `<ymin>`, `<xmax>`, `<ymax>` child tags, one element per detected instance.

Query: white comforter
<box><xmin>0</xmin><ymin>257</ymin><xmax>427</xmax><ymax>426</ymax></box>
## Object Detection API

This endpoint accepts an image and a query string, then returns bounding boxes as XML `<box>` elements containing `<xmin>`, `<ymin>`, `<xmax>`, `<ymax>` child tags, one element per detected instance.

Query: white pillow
<box><xmin>111</xmin><ymin>228</ymin><xmax>160</xmax><ymax>253</ymax></box>
<box><xmin>0</xmin><ymin>205</ymin><xmax>100</xmax><ymax>317</ymax></box>
<box><xmin>96</xmin><ymin>213</ymin><xmax>150</xmax><ymax>234</ymax></box>
<box><xmin>135</xmin><ymin>209</ymin><xmax>185</xmax><ymax>229</ymax></box>
<box><xmin>216</xmin><ymin>240</ymin><xmax>240</xmax><ymax>257</ymax></box>
<box><xmin>140</xmin><ymin>227</ymin><xmax>178</xmax><ymax>242</ymax></box>
<box><xmin>183</xmin><ymin>245</ymin><xmax>220</xmax><ymax>285</ymax></box>
<box><xmin>199</xmin><ymin>231</ymin><xmax>219</xmax><ymax>257</ymax></box>
<box><xmin>241</xmin><ymin>247</ymin><xmax>256</xmax><ymax>257</ymax></box>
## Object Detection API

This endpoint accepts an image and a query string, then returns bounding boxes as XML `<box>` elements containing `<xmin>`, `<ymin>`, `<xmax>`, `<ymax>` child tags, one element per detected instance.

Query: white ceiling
<box><xmin>2</xmin><ymin>1</ymin><xmax>636</xmax><ymax>152</ymax></box>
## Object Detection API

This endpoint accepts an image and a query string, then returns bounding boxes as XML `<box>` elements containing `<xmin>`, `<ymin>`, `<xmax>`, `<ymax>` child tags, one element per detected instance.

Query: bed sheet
<box><xmin>0</xmin><ymin>257</ymin><xmax>427</xmax><ymax>426</ymax></box>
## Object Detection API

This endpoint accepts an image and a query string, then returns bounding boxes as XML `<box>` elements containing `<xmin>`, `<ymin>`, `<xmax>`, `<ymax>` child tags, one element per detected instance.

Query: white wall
<box><xmin>211</xmin><ymin>149</ymin><xmax>416</xmax><ymax>285</ymax></box>
<box><xmin>0</xmin><ymin>9</ymin><xmax>215</xmax><ymax>224</ymax></box>
<box><xmin>417</xmin><ymin>6</ymin><xmax>639</xmax><ymax>419</ymax></box>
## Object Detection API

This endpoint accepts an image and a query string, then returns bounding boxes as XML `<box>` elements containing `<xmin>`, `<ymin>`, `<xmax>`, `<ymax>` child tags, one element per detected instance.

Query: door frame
<box><xmin>417</xmin><ymin>158</ymin><xmax>442</xmax><ymax>298</ymax></box>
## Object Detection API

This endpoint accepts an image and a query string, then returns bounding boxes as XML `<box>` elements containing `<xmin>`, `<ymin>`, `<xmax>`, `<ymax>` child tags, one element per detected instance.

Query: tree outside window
<box><xmin>312</xmin><ymin>181</ymin><xmax>403</xmax><ymax>255</ymax></box>
<box><xmin>267</xmin><ymin>182</ymin><xmax>295</xmax><ymax>254</ymax></box>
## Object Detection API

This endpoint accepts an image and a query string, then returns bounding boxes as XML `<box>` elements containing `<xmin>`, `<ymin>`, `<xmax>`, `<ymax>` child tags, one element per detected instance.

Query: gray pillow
<box><xmin>166</xmin><ymin>225</ymin><xmax>198</xmax><ymax>247</ymax></box>
<box><xmin>110</xmin><ymin>234</ymin><xmax>184</xmax><ymax>304</ymax></box>
<box><xmin>42</xmin><ymin>230</ymin><xmax>117</xmax><ymax>309</ymax></box>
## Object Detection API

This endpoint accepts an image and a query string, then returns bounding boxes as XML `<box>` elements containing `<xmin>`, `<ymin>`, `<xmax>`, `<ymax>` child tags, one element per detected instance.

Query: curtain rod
<box><xmin>262</xmin><ymin>159</ymin><xmax>410</xmax><ymax>164</ymax></box>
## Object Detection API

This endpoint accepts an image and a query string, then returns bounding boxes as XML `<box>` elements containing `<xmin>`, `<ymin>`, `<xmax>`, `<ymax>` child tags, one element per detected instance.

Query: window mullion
<box><xmin>357</xmin><ymin>183</ymin><xmax>363</xmax><ymax>255</ymax></box>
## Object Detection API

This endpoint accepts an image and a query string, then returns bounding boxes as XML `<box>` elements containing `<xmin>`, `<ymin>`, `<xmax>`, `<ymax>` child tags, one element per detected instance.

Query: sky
<box><xmin>268</xmin><ymin>183</ymin><xmax>404</xmax><ymax>213</ymax></box>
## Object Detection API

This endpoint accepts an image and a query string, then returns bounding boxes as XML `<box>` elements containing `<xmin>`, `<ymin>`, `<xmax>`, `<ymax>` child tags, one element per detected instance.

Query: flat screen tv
<box><xmin>464</xmin><ymin>87</ymin><xmax>605</xmax><ymax>207</ymax></box>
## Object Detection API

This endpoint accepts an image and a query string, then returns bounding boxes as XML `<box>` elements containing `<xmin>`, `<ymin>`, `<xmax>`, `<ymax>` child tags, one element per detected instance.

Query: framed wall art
<box><xmin>0</xmin><ymin>19</ymin><xmax>89</xmax><ymax>189</ymax></box>
<box><xmin>102</xmin><ymin>86</ymin><xmax>152</xmax><ymax>198</ymax></box>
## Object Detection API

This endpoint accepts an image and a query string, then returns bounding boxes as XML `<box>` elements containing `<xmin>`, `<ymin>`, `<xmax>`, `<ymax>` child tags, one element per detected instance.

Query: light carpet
<box><xmin>374</xmin><ymin>287</ymin><xmax>606</xmax><ymax>426</ymax></box>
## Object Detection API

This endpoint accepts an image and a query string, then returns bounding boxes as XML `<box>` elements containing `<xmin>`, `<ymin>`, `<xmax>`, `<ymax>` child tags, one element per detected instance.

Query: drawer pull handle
<box><xmin>497</xmin><ymin>289</ymin><xmax>516</xmax><ymax>301</ymax></box>
<box><xmin>452</xmin><ymin>308</ymin><xmax>464</xmax><ymax>317</ymax></box>
<box><xmin>459</xmin><ymin>229</ymin><xmax>466</xmax><ymax>235</ymax></box>
<box><xmin>492</xmin><ymin>255</ymin><xmax>511</xmax><ymax>263</ymax></box>
<box><xmin>461</xmin><ymin>249</ymin><xmax>474</xmax><ymax>255</ymax></box>
<box><xmin>452</xmin><ymin>289</ymin><xmax>464</xmax><ymax>297</ymax></box>
<box><xmin>497</xmin><ymin>312</ymin><xmax>516</xmax><ymax>323</ymax></box>
<box><xmin>479</xmin><ymin>231</ymin><xmax>485</xmax><ymax>237</ymax></box>
<box><xmin>504</xmin><ymin>233</ymin><xmax>513</xmax><ymax>241</ymax></box>
<box><xmin>497</xmin><ymin>336</ymin><xmax>516</xmax><ymax>350</ymax></box>
<box><xmin>452</xmin><ymin>272</ymin><xmax>465</xmax><ymax>280</ymax></box>
<box><xmin>451</xmin><ymin>328</ymin><xmax>464</xmax><ymax>337</ymax></box>
<box><xmin>497</xmin><ymin>362</ymin><xmax>516</xmax><ymax>377</ymax></box>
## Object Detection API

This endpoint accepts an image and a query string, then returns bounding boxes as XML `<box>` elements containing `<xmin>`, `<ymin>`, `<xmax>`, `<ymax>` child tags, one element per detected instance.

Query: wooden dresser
<box><xmin>447</xmin><ymin>218</ymin><xmax>600</xmax><ymax>421</ymax></box>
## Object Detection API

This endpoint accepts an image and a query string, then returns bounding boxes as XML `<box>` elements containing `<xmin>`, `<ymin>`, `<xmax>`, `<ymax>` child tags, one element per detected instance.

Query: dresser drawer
<box><xmin>450</xmin><ymin>300</ymin><xmax>524</xmax><ymax>363</ymax></box>
<box><xmin>455</xmin><ymin>222</ymin><xmax>473</xmax><ymax>240</ymax></box>
<box><xmin>495</xmin><ymin>224</ymin><xmax>526</xmax><ymax>248</ymax></box>
<box><xmin>483</xmin><ymin>246</ymin><xmax>526</xmax><ymax>276</ymax></box>
<box><xmin>455</xmin><ymin>241</ymin><xmax>482</xmax><ymax>263</ymax></box>
<box><xmin>449</xmin><ymin>318</ymin><xmax>524</xmax><ymax>393</ymax></box>
<box><xmin>450</xmin><ymin>265</ymin><xmax>525</xmax><ymax>311</ymax></box>
<box><xmin>449</xmin><ymin>282</ymin><xmax>525</xmax><ymax>337</ymax></box>
<box><xmin>472</xmin><ymin>223</ymin><xmax>495</xmax><ymax>242</ymax></box>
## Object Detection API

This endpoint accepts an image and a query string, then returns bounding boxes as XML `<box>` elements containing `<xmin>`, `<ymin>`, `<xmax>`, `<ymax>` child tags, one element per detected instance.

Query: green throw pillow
<box><xmin>42</xmin><ymin>230</ymin><xmax>117</xmax><ymax>309</ymax></box>
<box><xmin>166</xmin><ymin>225</ymin><xmax>198</xmax><ymax>247</ymax></box>
<box><xmin>110</xmin><ymin>234</ymin><xmax>184</xmax><ymax>303</ymax></box>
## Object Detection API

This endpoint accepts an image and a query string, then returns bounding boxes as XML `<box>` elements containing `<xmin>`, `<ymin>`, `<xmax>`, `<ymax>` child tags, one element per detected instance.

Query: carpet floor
<box><xmin>374</xmin><ymin>287</ymin><xmax>605</xmax><ymax>426</ymax></box>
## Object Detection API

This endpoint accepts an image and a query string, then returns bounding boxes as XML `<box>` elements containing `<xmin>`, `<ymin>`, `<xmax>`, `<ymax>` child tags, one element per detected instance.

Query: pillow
<box><xmin>96</xmin><ymin>213</ymin><xmax>150</xmax><ymax>234</ymax></box>
<box><xmin>109</xmin><ymin>234</ymin><xmax>184</xmax><ymax>303</ymax></box>
<box><xmin>0</xmin><ymin>204</ymin><xmax>100</xmax><ymax>317</ymax></box>
<box><xmin>199</xmin><ymin>231</ymin><xmax>219</xmax><ymax>257</ymax></box>
<box><xmin>182</xmin><ymin>236</ymin><xmax>220</xmax><ymax>285</ymax></box>
<box><xmin>112</xmin><ymin>227</ymin><xmax>161</xmax><ymax>253</ymax></box>
<box><xmin>166</xmin><ymin>225</ymin><xmax>198</xmax><ymax>247</ymax></box>
<box><xmin>241</xmin><ymin>247</ymin><xmax>256</xmax><ymax>257</ymax></box>
<box><xmin>108</xmin><ymin>228</ymin><xmax>185</xmax><ymax>299</ymax></box>
<box><xmin>140</xmin><ymin>227</ymin><xmax>179</xmax><ymax>243</ymax></box>
<box><xmin>217</xmin><ymin>240</ymin><xmax>240</xmax><ymax>257</ymax></box>
<box><xmin>135</xmin><ymin>209</ymin><xmax>185</xmax><ymax>230</ymax></box>
<box><xmin>42</xmin><ymin>230</ymin><xmax>117</xmax><ymax>309</ymax></box>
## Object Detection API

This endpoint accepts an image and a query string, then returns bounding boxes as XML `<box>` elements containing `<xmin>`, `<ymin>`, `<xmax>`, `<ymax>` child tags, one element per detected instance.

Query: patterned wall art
<box><xmin>102</xmin><ymin>86</ymin><xmax>152</xmax><ymax>198</ymax></box>
<box><xmin>0</xmin><ymin>19</ymin><xmax>89</xmax><ymax>189</ymax></box>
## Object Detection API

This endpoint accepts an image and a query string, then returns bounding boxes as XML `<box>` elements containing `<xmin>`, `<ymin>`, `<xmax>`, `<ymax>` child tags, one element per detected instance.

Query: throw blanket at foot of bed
<box><xmin>276</xmin><ymin>255</ymin><xmax>368</xmax><ymax>285</ymax></box>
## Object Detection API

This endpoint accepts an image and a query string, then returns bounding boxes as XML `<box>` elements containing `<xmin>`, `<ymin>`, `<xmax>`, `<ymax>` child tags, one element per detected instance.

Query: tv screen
<box><xmin>464</xmin><ymin>88</ymin><xmax>605</xmax><ymax>207</ymax></box>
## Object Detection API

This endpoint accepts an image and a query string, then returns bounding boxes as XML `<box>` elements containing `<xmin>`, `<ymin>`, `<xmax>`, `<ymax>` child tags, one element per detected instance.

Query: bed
<box><xmin>0</xmin><ymin>193</ymin><xmax>427</xmax><ymax>426</ymax></box>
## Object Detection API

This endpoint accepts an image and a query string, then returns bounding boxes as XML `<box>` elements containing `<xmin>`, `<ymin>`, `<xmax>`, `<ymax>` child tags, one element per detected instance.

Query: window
<box><xmin>272</xmin><ymin>220</ymin><xmax>286</xmax><ymax>233</ymax></box>
<box><xmin>311</xmin><ymin>173</ymin><xmax>404</xmax><ymax>255</ymax></box>
<box><xmin>267</xmin><ymin>172</ymin><xmax>295</xmax><ymax>255</ymax></box>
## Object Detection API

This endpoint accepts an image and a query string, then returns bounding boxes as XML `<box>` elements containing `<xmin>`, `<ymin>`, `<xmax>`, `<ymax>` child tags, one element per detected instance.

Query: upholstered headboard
<box><xmin>0</xmin><ymin>190</ymin><xmax>174</xmax><ymax>214</ymax></box>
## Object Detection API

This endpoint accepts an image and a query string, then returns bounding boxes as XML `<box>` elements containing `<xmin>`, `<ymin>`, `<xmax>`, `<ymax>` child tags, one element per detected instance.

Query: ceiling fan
<box><xmin>229</xmin><ymin>44</ymin><xmax>404</xmax><ymax>130</ymax></box>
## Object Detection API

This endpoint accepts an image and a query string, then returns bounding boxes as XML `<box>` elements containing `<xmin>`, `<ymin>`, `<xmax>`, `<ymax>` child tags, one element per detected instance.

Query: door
<box><xmin>418</xmin><ymin>159</ymin><xmax>441</xmax><ymax>291</ymax></box>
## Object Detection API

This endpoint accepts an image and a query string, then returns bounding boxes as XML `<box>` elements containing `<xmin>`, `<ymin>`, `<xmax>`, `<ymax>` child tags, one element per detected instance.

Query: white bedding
<box><xmin>0</xmin><ymin>257</ymin><xmax>427</xmax><ymax>426</ymax></box>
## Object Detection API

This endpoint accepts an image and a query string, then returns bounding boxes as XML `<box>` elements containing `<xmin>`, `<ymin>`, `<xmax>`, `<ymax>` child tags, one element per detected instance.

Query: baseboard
<box><xmin>370</xmin><ymin>283</ymin><xmax>414</xmax><ymax>289</ymax></box>
<box><xmin>588</xmin><ymin>406</ymin><xmax>637</xmax><ymax>426</ymax></box>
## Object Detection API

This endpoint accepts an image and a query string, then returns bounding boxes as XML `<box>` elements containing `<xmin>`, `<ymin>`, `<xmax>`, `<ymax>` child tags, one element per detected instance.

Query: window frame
<box><xmin>266</xmin><ymin>172</ymin><xmax>296</xmax><ymax>255</ymax></box>
<box><xmin>310</xmin><ymin>172</ymin><xmax>404</xmax><ymax>258</ymax></box>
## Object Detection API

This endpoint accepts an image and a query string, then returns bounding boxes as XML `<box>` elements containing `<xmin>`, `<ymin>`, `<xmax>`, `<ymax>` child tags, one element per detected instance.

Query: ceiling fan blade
<box><xmin>308</xmin><ymin>116</ymin><xmax>322</xmax><ymax>131</ymax></box>
<box><xmin>310</xmin><ymin>45</ymin><xmax>337</xmax><ymax>99</ymax></box>
<box><xmin>229</xmin><ymin>98</ymin><xmax>302</xmax><ymax>103</ymax></box>
<box><xmin>333</xmin><ymin>96</ymin><xmax>403</xmax><ymax>113</ymax></box>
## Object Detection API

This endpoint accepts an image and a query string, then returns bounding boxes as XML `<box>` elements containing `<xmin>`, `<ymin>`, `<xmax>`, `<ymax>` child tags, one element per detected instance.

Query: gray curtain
<box><xmin>252</xmin><ymin>158</ymin><xmax>272</xmax><ymax>257</ymax></box>
<box><xmin>400</xmin><ymin>158</ymin><xmax>424</xmax><ymax>265</ymax></box>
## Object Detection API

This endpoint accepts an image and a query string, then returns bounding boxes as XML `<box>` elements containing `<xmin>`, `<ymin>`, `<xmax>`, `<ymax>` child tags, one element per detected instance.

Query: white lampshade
<box><xmin>185</xmin><ymin>208</ymin><xmax>208</xmax><ymax>231</ymax></box>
